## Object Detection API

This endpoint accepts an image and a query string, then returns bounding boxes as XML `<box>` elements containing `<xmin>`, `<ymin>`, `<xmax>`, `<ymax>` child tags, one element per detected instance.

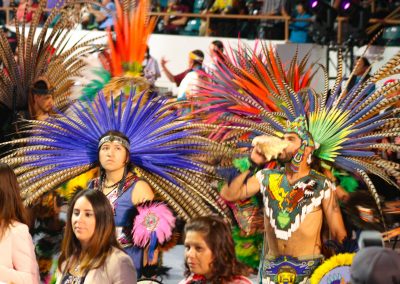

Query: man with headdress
<box><xmin>221</xmin><ymin>116</ymin><xmax>347</xmax><ymax>283</ymax></box>
<box><xmin>26</xmin><ymin>77</ymin><xmax>55</xmax><ymax>121</ymax></box>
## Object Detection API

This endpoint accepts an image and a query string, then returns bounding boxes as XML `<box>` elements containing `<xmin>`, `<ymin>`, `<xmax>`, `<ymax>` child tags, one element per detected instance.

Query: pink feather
<box><xmin>132</xmin><ymin>202</ymin><xmax>176</xmax><ymax>248</ymax></box>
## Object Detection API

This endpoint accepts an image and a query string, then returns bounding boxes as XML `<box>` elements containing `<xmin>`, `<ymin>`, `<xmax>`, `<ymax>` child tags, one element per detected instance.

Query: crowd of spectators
<box><xmin>0</xmin><ymin>0</ymin><xmax>398</xmax><ymax>43</ymax></box>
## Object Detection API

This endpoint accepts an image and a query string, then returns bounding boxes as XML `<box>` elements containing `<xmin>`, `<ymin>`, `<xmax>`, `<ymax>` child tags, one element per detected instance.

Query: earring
<box><xmin>307</xmin><ymin>153</ymin><xmax>312</xmax><ymax>165</ymax></box>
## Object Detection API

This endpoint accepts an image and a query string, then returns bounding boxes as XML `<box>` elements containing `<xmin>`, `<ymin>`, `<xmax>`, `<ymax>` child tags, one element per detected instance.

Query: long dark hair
<box><xmin>183</xmin><ymin>216</ymin><xmax>249</xmax><ymax>283</ymax></box>
<box><xmin>58</xmin><ymin>189</ymin><xmax>121</xmax><ymax>274</ymax></box>
<box><xmin>0</xmin><ymin>163</ymin><xmax>28</xmax><ymax>240</ymax></box>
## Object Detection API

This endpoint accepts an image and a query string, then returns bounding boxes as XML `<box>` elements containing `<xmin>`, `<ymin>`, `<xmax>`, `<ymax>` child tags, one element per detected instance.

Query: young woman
<box><xmin>180</xmin><ymin>216</ymin><xmax>253</xmax><ymax>284</ymax></box>
<box><xmin>0</xmin><ymin>163</ymin><xmax>39</xmax><ymax>284</ymax></box>
<box><xmin>56</xmin><ymin>189</ymin><xmax>136</xmax><ymax>283</ymax></box>
<box><xmin>88</xmin><ymin>130</ymin><xmax>155</xmax><ymax>276</ymax></box>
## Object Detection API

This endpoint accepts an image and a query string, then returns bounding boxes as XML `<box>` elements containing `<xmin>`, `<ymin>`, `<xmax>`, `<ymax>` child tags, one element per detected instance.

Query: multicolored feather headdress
<box><xmin>0</xmin><ymin>90</ymin><xmax>234</xmax><ymax>221</ymax></box>
<box><xmin>195</xmin><ymin>43</ymin><xmax>318</xmax><ymax>142</ymax></box>
<box><xmin>79</xmin><ymin>0</ymin><xmax>157</xmax><ymax>101</ymax></box>
<box><xmin>200</xmin><ymin>44</ymin><xmax>400</xmax><ymax>223</ymax></box>
<box><xmin>108</xmin><ymin>0</ymin><xmax>156</xmax><ymax>76</ymax></box>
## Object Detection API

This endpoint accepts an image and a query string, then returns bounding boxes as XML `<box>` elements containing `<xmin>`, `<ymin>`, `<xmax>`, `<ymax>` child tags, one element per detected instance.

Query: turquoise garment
<box><xmin>289</xmin><ymin>13</ymin><xmax>312</xmax><ymax>43</ymax></box>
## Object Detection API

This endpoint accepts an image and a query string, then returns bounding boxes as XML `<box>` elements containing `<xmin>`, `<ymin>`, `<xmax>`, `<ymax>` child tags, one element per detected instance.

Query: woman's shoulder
<box><xmin>229</xmin><ymin>275</ymin><xmax>254</xmax><ymax>284</ymax></box>
<box><xmin>10</xmin><ymin>221</ymin><xmax>29</xmax><ymax>234</ymax></box>
<box><xmin>107</xmin><ymin>247</ymin><xmax>134</xmax><ymax>266</ymax></box>
<box><xmin>103</xmin><ymin>247</ymin><xmax>136</xmax><ymax>279</ymax></box>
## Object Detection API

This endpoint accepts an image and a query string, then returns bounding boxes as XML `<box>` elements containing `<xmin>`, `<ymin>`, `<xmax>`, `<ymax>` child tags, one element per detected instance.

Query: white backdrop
<box><xmin>10</xmin><ymin>26</ymin><xmax>399</xmax><ymax>94</ymax></box>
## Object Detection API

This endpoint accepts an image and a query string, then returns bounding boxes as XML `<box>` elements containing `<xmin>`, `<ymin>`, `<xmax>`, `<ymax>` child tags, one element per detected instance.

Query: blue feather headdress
<box><xmin>1</xmin><ymin>90</ymin><xmax>233</xmax><ymax>220</ymax></box>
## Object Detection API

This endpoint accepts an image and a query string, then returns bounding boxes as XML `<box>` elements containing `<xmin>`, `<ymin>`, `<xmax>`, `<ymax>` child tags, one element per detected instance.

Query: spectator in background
<box><xmin>56</xmin><ymin>189</ymin><xmax>137</xmax><ymax>283</ymax></box>
<box><xmin>346</xmin><ymin>56</ymin><xmax>372</xmax><ymax>93</ymax></box>
<box><xmin>162</xmin><ymin>0</ymin><xmax>190</xmax><ymax>34</ymax></box>
<box><xmin>350</xmin><ymin>246</ymin><xmax>400</xmax><ymax>284</ymax></box>
<box><xmin>142</xmin><ymin>46</ymin><xmax>161</xmax><ymax>88</ymax></box>
<box><xmin>289</xmin><ymin>1</ymin><xmax>312</xmax><ymax>43</ymax></box>
<box><xmin>258</xmin><ymin>0</ymin><xmax>288</xmax><ymax>39</ymax></box>
<box><xmin>0</xmin><ymin>163</ymin><xmax>40</xmax><ymax>284</ymax></box>
<box><xmin>177</xmin><ymin>49</ymin><xmax>205</xmax><ymax>115</ymax></box>
<box><xmin>161</xmin><ymin>49</ymin><xmax>204</xmax><ymax>87</ymax></box>
<box><xmin>16</xmin><ymin>0</ymin><xmax>38</xmax><ymax>23</ymax></box>
<box><xmin>88</xmin><ymin>0</ymin><xmax>116</xmax><ymax>30</ymax></box>
<box><xmin>203</xmin><ymin>0</ymin><xmax>239</xmax><ymax>37</ymax></box>
<box><xmin>205</xmin><ymin>40</ymin><xmax>225</xmax><ymax>77</ymax></box>
<box><xmin>179</xmin><ymin>216</ymin><xmax>252</xmax><ymax>284</ymax></box>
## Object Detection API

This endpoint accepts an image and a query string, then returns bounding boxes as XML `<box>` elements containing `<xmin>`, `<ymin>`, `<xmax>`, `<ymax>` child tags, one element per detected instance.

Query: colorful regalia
<box><xmin>197</xmin><ymin>42</ymin><xmax>400</xmax><ymax>282</ymax></box>
<box><xmin>77</xmin><ymin>0</ymin><xmax>157</xmax><ymax>101</ymax></box>
<box><xmin>196</xmin><ymin>43</ymin><xmax>319</xmax><ymax>270</ymax></box>
<box><xmin>0</xmin><ymin>88</ymin><xmax>236</xmax><ymax>277</ymax></box>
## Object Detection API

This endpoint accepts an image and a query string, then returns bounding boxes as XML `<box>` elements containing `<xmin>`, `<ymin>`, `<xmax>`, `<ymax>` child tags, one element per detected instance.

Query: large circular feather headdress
<box><xmin>0</xmin><ymin>91</ymin><xmax>235</xmax><ymax>221</ymax></box>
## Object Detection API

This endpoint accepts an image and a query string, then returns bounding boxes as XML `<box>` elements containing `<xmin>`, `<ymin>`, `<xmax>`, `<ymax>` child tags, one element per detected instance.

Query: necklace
<box><xmin>103</xmin><ymin>178</ymin><xmax>123</xmax><ymax>188</ymax></box>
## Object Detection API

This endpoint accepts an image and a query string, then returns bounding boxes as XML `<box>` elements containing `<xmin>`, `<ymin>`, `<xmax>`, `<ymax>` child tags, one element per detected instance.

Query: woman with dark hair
<box><xmin>0</xmin><ymin>163</ymin><xmax>39</xmax><ymax>284</ymax></box>
<box><xmin>180</xmin><ymin>216</ymin><xmax>253</xmax><ymax>284</ymax></box>
<box><xmin>3</xmin><ymin>89</ymin><xmax>229</xmax><ymax>280</ymax></box>
<box><xmin>56</xmin><ymin>189</ymin><xmax>136</xmax><ymax>283</ymax></box>
<box><xmin>88</xmin><ymin>130</ymin><xmax>157</xmax><ymax>277</ymax></box>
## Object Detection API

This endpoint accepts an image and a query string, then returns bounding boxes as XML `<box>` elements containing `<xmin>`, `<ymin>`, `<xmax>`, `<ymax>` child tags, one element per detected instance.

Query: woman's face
<box><xmin>72</xmin><ymin>196</ymin><xmax>96</xmax><ymax>248</ymax></box>
<box><xmin>184</xmin><ymin>231</ymin><xmax>213</xmax><ymax>278</ymax></box>
<box><xmin>99</xmin><ymin>141</ymin><xmax>128</xmax><ymax>173</ymax></box>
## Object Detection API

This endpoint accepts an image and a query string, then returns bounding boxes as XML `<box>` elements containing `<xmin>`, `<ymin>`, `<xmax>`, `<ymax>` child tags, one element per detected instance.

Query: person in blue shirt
<box><xmin>289</xmin><ymin>1</ymin><xmax>312</xmax><ymax>43</ymax></box>
<box><xmin>88</xmin><ymin>0</ymin><xmax>116</xmax><ymax>30</ymax></box>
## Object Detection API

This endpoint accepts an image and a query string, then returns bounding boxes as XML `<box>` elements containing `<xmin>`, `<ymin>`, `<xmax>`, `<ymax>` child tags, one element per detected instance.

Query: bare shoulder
<box><xmin>132</xmin><ymin>179</ymin><xmax>155</xmax><ymax>204</ymax></box>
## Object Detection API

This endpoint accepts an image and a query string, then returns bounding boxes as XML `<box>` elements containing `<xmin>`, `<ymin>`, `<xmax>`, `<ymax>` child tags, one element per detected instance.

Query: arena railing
<box><xmin>0</xmin><ymin>8</ymin><xmax>399</xmax><ymax>44</ymax></box>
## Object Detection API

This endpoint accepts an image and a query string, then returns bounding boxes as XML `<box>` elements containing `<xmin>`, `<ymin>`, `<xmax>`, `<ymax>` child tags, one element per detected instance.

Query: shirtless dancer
<box><xmin>221</xmin><ymin>117</ymin><xmax>347</xmax><ymax>283</ymax></box>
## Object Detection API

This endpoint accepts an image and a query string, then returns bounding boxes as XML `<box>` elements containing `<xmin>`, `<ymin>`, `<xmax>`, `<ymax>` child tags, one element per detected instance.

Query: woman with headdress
<box><xmin>0</xmin><ymin>89</ymin><xmax>234</xmax><ymax>279</ymax></box>
<box><xmin>87</xmin><ymin>130</ymin><xmax>156</xmax><ymax>277</ymax></box>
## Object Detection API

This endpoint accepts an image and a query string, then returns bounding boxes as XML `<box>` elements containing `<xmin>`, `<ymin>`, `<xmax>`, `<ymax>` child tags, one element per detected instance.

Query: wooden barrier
<box><xmin>0</xmin><ymin>7</ymin><xmax>399</xmax><ymax>43</ymax></box>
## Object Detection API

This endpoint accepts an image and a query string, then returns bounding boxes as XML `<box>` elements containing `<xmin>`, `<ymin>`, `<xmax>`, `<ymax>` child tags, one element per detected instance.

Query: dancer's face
<box><xmin>33</xmin><ymin>94</ymin><xmax>54</xmax><ymax>114</ymax></box>
<box><xmin>99</xmin><ymin>141</ymin><xmax>128</xmax><ymax>172</ymax></box>
<box><xmin>72</xmin><ymin>196</ymin><xmax>96</xmax><ymax>248</ymax></box>
<box><xmin>278</xmin><ymin>133</ymin><xmax>302</xmax><ymax>163</ymax></box>
<box><xmin>184</xmin><ymin>231</ymin><xmax>213</xmax><ymax>278</ymax></box>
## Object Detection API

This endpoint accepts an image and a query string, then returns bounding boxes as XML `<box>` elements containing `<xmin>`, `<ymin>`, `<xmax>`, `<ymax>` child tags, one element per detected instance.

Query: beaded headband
<box><xmin>98</xmin><ymin>135</ymin><xmax>130</xmax><ymax>149</ymax></box>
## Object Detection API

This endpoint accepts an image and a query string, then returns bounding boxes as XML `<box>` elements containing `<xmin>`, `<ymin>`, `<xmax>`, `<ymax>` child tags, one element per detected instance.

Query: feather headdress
<box><xmin>200</xmin><ymin>44</ymin><xmax>400</xmax><ymax>223</ymax></box>
<box><xmin>0</xmin><ymin>90</ymin><xmax>234</xmax><ymax>221</ymax></box>
<box><xmin>0</xmin><ymin>0</ymin><xmax>98</xmax><ymax>112</ymax></box>
<box><xmin>80</xmin><ymin>0</ymin><xmax>157</xmax><ymax>100</ymax></box>
<box><xmin>196</xmin><ymin>43</ymin><xmax>317</xmax><ymax>142</ymax></box>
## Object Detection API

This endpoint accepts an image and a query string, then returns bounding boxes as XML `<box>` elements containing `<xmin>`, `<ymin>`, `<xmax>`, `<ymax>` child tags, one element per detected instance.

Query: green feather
<box><xmin>232</xmin><ymin>226</ymin><xmax>263</xmax><ymax>269</ymax></box>
<box><xmin>333</xmin><ymin>169</ymin><xmax>359</xmax><ymax>193</ymax></box>
<box><xmin>233</xmin><ymin>157</ymin><xmax>251</xmax><ymax>172</ymax></box>
<box><xmin>80</xmin><ymin>68</ymin><xmax>111</xmax><ymax>101</ymax></box>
